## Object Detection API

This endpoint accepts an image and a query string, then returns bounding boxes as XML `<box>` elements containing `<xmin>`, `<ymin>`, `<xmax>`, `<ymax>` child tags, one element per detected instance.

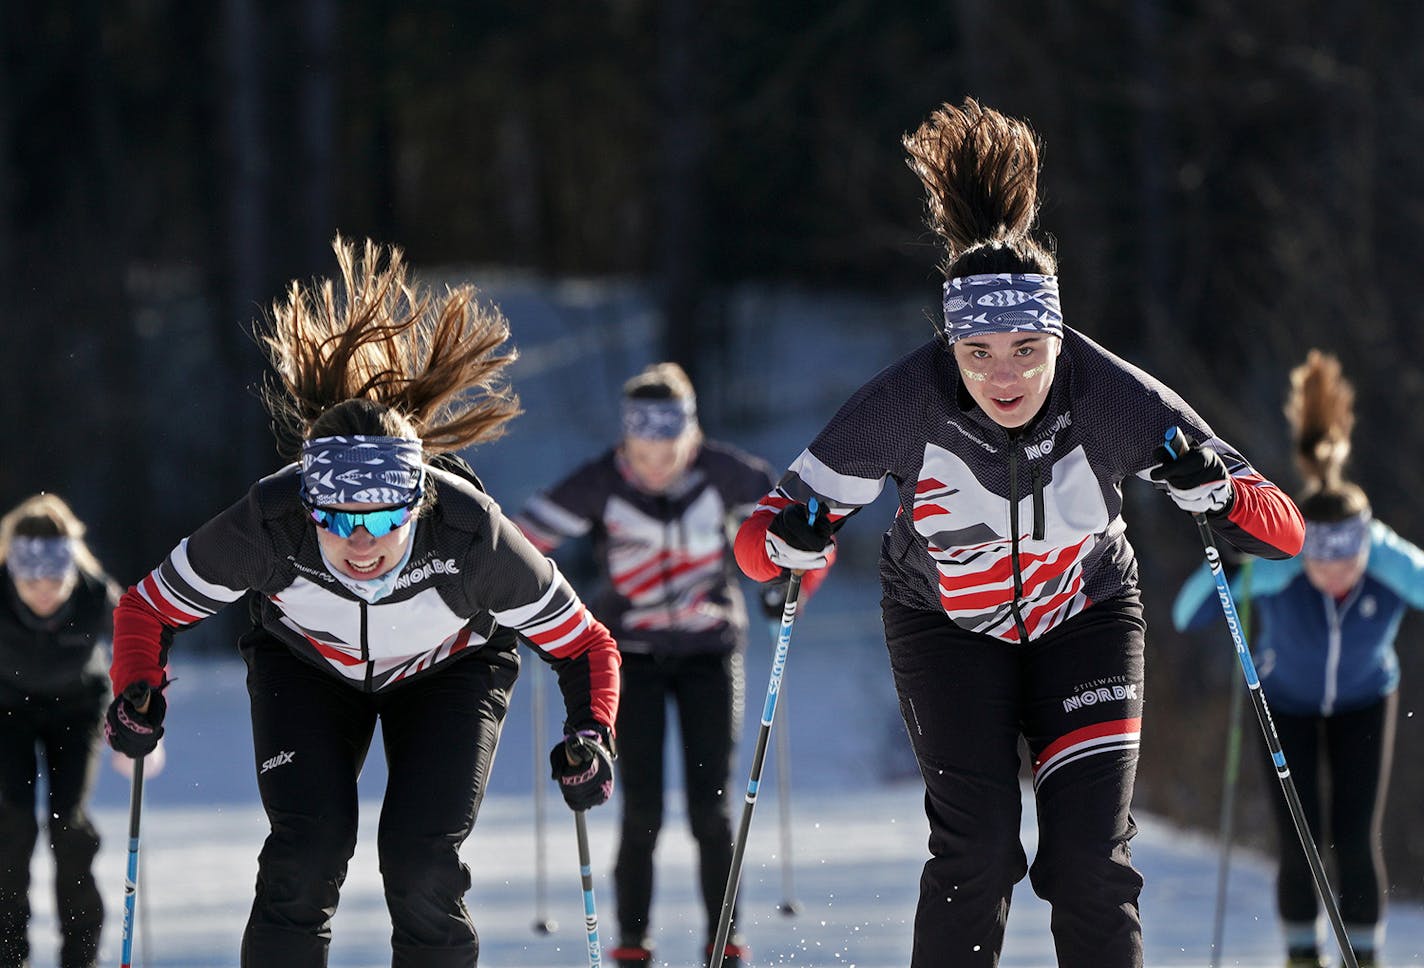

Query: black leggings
<box><xmin>1265</xmin><ymin>693</ymin><xmax>1396</xmax><ymax>943</ymax></box>
<box><xmin>883</xmin><ymin>595</ymin><xmax>1146</xmax><ymax>968</ymax></box>
<box><xmin>613</xmin><ymin>650</ymin><xmax>743</xmax><ymax>947</ymax></box>
<box><xmin>239</xmin><ymin>635</ymin><xmax>516</xmax><ymax>968</ymax></box>
<box><xmin>0</xmin><ymin>700</ymin><xmax>105</xmax><ymax>968</ymax></box>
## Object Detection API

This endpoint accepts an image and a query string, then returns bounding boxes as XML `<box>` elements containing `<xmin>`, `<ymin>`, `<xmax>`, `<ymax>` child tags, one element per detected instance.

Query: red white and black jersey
<box><xmin>516</xmin><ymin>441</ymin><xmax>777</xmax><ymax>657</ymax></box>
<box><xmin>737</xmin><ymin>328</ymin><xmax>1303</xmax><ymax>644</ymax></box>
<box><xmin>109</xmin><ymin>464</ymin><xmax>619</xmax><ymax>730</ymax></box>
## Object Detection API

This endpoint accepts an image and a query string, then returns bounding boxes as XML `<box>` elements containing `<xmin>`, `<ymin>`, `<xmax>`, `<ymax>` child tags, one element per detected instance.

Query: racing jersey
<box><xmin>737</xmin><ymin>328</ymin><xmax>1303</xmax><ymax>643</ymax></box>
<box><xmin>515</xmin><ymin>440</ymin><xmax>777</xmax><ymax>656</ymax></box>
<box><xmin>109</xmin><ymin>463</ymin><xmax>619</xmax><ymax>729</ymax></box>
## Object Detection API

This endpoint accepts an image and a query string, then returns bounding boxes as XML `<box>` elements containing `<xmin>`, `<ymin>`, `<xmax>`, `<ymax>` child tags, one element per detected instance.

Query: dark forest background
<box><xmin>6</xmin><ymin>1</ymin><xmax>1424</xmax><ymax>899</ymax></box>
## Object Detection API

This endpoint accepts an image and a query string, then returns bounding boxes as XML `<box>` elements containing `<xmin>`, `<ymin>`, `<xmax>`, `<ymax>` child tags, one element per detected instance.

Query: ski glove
<box><xmin>105</xmin><ymin>681</ymin><xmax>167</xmax><ymax>759</ymax></box>
<box><xmin>765</xmin><ymin>502</ymin><xmax>834</xmax><ymax>571</ymax></box>
<box><xmin>1149</xmin><ymin>430</ymin><xmax>1235</xmax><ymax>516</ymax></box>
<box><xmin>550</xmin><ymin>725</ymin><xmax>616</xmax><ymax>811</ymax></box>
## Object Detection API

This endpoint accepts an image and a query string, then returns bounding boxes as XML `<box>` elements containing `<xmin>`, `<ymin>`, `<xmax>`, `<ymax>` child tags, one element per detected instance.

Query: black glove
<box><xmin>1149</xmin><ymin>428</ymin><xmax>1235</xmax><ymax>516</ymax></box>
<box><xmin>765</xmin><ymin>502</ymin><xmax>834</xmax><ymax>570</ymax></box>
<box><xmin>105</xmin><ymin>682</ymin><xmax>167</xmax><ymax>758</ymax></box>
<box><xmin>549</xmin><ymin>725</ymin><xmax>616</xmax><ymax>811</ymax></box>
<box><xmin>758</xmin><ymin>578</ymin><xmax>791</xmax><ymax>620</ymax></box>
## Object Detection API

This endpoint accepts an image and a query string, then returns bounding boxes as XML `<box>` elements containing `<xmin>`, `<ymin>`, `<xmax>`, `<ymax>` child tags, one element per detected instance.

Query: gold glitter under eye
<box><xmin>1021</xmin><ymin>362</ymin><xmax>1049</xmax><ymax>379</ymax></box>
<box><xmin>962</xmin><ymin>369</ymin><xmax>989</xmax><ymax>382</ymax></box>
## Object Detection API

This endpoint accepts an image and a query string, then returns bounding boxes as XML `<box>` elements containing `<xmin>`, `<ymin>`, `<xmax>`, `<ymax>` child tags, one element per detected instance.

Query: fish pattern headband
<box><xmin>622</xmin><ymin>397</ymin><xmax>697</xmax><ymax>440</ymax></box>
<box><xmin>942</xmin><ymin>273</ymin><xmax>1064</xmax><ymax>345</ymax></box>
<box><xmin>8</xmin><ymin>536</ymin><xmax>76</xmax><ymax>581</ymax></box>
<box><xmin>1302</xmin><ymin>512</ymin><xmax>1371</xmax><ymax>561</ymax></box>
<box><xmin>299</xmin><ymin>435</ymin><xmax>425</xmax><ymax>507</ymax></box>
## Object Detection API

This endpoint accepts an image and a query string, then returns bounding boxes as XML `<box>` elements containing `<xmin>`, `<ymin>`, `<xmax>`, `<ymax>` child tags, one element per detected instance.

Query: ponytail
<box><xmin>903</xmin><ymin>97</ymin><xmax>1056</xmax><ymax>280</ymax></box>
<box><xmin>1285</xmin><ymin>349</ymin><xmax>1369</xmax><ymax>522</ymax></box>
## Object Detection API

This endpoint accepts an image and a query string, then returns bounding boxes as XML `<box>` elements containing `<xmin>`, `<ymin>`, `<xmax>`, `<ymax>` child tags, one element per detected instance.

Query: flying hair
<box><xmin>259</xmin><ymin>236</ymin><xmax>522</xmax><ymax>460</ymax></box>
<box><xmin>902</xmin><ymin>97</ymin><xmax>1055</xmax><ymax>278</ymax></box>
<box><xmin>1285</xmin><ymin>349</ymin><xmax>1355</xmax><ymax>492</ymax></box>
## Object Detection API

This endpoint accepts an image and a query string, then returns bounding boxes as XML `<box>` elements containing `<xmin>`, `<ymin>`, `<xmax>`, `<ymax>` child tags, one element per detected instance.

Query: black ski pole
<box><xmin>1163</xmin><ymin>427</ymin><xmax>1358</xmax><ymax>968</ymax></box>
<box><xmin>531</xmin><ymin>663</ymin><xmax>557</xmax><ymax>934</ymax></box>
<box><xmin>709</xmin><ymin>499</ymin><xmax>819</xmax><ymax>968</ymax></box>
<box><xmin>118</xmin><ymin>683</ymin><xmax>150</xmax><ymax>968</ymax></box>
<box><xmin>574</xmin><ymin>809</ymin><xmax>602</xmax><ymax>968</ymax></box>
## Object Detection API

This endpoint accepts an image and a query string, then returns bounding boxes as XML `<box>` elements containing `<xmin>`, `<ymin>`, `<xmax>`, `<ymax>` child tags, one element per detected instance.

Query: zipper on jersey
<box><xmin>1006</xmin><ymin>446</ymin><xmax>1032</xmax><ymax>643</ymax></box>
<box><xmin>360</xmin><ymin>601</ymin><xmax>373</xmax><ymax>692</ymax></box>
<box><xmin>1319</xmin><ymin>583</ymin><xmax>1361</xmax><ymax>716</ymax></box>
<box><xmin>1031</xmin><ymin>465</ymin><xmax>1045</xmax><ymax>541</ymax></box>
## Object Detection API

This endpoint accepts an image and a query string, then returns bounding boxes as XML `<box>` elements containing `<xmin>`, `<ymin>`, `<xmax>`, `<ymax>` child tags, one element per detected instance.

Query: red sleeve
<box><xmin>109</xmin><ymin>586</ymin><xmax>173</xmax><ymax>697</ymax></box>
<box><xmin>561</xmin><ymin>615</ymin><xmax>621</xmax><ymax>732</ymax></box>
<box><xmin>735</xmin><ymin>508</ymin><xmax>781</xmax><ymax>582</ymax></box>
<box><xmin>1221</xmin><ymin>474</ymin><xmax>1305</xmax><ymax>559</ymax></box>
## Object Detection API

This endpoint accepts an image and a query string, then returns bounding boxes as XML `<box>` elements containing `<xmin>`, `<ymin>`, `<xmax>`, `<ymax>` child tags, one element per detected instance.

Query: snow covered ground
<box><xmin>20</xmin><ymin>586</ymin><xmax>1424</xmax><ymax>967</ymax></box>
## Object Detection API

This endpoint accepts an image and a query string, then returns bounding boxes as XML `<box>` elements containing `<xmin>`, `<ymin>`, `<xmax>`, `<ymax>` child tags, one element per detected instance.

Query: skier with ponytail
<box><xmin>1174</xmin><ymin>350</ymin><xmax>1423</xmax><ymax>968</ymax></box>
<box><xmin>103</xmin><ymin>237</ymin><xmax>620</xmax><ymax>967</ymax></box>
<box><xmin>734</xmin><ymin>97</ymin><xmax>1303</xmax><ymax>967</ymax></box>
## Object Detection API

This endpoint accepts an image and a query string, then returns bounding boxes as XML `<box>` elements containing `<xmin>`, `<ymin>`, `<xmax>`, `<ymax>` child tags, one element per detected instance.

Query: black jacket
<box><xmin>0</xmin><ymin>565</ymin><xmax>117</xmax><ymax>711</ymax></box>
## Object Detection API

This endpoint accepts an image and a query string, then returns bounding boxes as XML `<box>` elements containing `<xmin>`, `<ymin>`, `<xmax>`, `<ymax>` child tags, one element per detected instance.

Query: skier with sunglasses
<box><xmin>104</xmin><ymin>238</ymin><xmax>620</xmax><ymax>968</ymax></box>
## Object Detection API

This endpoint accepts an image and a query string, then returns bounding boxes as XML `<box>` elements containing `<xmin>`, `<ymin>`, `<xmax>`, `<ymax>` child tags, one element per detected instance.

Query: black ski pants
<box><xmin>0</xmin><ymin>699</ymin><xmax>105</xmax><ymax>968</ymax></box>
<box><xmin>613</xmin><ymin>650</ymin><xmax>742</xmax><ymax>948</ymax></box>
<box><xmin>883</xmin><ymin>595</ymin><xmax>1146</xmax><ymax>968</ymax></box>
<box><xmin>1265</xmin><ymin>692</ymin><xmax>1395</xmax><ymax>945</ymax></box>
<box><xmin>239</xmin><ymin>634</ymin><xmax>516</xmax><ymax>968</ymax></box>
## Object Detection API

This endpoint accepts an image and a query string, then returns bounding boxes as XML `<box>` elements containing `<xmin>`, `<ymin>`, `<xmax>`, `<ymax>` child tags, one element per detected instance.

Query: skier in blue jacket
<box><xmin>1174</xmin><ymin>350</ymin><xmax>1423</xmax><ymax>968</ymax></box>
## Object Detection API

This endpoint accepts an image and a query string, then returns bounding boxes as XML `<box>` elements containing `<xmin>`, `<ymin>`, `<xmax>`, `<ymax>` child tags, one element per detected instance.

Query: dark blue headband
<box><xmin>942</xmin><ymin>273</ymin><xmax>1064</xmax><ymax>344</ymax></box>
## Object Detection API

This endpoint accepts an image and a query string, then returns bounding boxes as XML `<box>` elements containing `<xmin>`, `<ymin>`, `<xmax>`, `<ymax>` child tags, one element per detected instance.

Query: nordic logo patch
<box><xmin>1063</xmin><ymin>683</ymin><xmax>1138</xmax><ymax>713</ymax></box>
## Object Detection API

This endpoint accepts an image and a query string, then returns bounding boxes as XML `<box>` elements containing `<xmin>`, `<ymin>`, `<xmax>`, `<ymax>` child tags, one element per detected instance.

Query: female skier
<box><xmin>1174</xmin><ymin>350</ymin><xmax>1419</xmax><ymax>968</ymax></box>
<box><xmin>516</xmin><ymin>361</ymin><xmax>801</xmax><ymax>968</ymax></box>
<box><xmin>734</xmin><ymin>98</ymin><xmax>1304</xmax><ymax>967</ymax></box>
<box><xmin>103</xmin><ymin>238</ymin><xmax>620</xmax><ymax>968</ymax></box>
<box><xmin>0</xmin><ymin>493</ymin><xmax>118</xmax><ymax>968</ymax></box>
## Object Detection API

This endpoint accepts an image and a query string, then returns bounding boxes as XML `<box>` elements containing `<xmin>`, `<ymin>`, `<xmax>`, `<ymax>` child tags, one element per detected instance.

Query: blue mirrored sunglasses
<box><xmin>308</xmin><ymin>502</ymin><xmax>415</xmax><ymax>539</ymax></box>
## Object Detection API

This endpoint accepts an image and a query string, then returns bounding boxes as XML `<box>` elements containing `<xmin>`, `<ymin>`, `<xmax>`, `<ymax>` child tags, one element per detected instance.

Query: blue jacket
<box><xmin>1173</xmin><ymin>521</ymin><xmax>1424</xmax><ymax>716</ymax></box>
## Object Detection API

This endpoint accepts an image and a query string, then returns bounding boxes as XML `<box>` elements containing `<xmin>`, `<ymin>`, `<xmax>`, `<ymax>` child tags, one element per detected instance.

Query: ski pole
<box><xmin>532</xmin><ymin>663</ymin><xmax>557</xmax><ymax>935</ymax></box>
<box><xmin>770</xmin><ymin>626</ymin><xmax>799</xmax><ymax>917</ymax></box>
<box><xmin>709</xmin><ymin>498</ymin><xmax>819</xmax><ymax>968</ymax></box>
<box><xmin>574</xmin><ymin>809</ymin><xmax>602</xmax><ymax>968</ymax></box>
<box><xmin>1208</xmin><ymin>559</ymin><xmax>1252</xmax><ymax>968</ymax></box>
<box><xmin>1163</xmin><ymin>427</ymin><xmax>1358</xmax><ymax>968</ymax></box>
<box><xmin>119</xmin><ymin>683</ymin><xmax>150</xmax><ymax>968</ymax></box>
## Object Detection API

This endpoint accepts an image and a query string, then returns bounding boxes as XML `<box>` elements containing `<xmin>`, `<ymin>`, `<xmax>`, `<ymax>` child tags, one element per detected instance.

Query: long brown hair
<box><xmin>903</xmin><ymin>97</ymin><xmax>1056</xmax><ymax>281</ymax></box>
<box><xmin>0</xmin><ymin>493</ymin><xmax>105</xmax><ymax>576</ymax></box>
<box><xmin>1285</xmin><ymin>349</ymin><xmax>1369</xmax><ymax>522</ymax></box>
<box><xmin>259</xmin><ymin>236</ymin><xmax>522</xmax><ymax>460</ymax></box>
